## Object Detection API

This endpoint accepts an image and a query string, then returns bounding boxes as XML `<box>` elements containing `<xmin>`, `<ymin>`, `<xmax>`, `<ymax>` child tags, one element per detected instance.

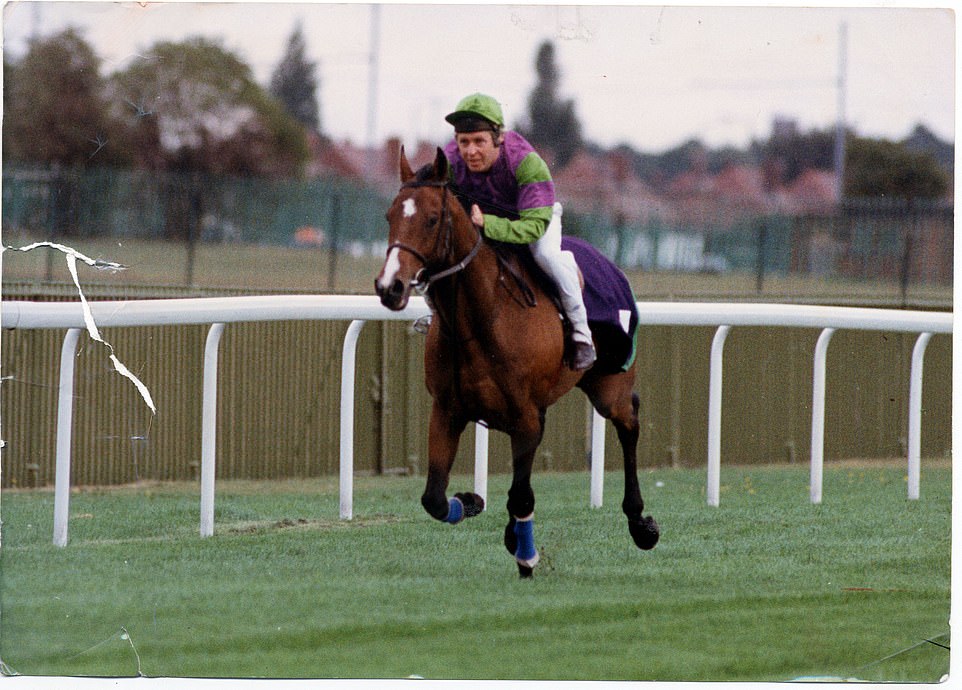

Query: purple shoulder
<box><xmin>501</xmin><ymin>131</ymin><xmax>538</xmax><ymax>170</ymax></box>
<box><xmin>443</xmin><ymin>138</ymin><xmax>459</xmax><ymax>160</ymax></box>
<box><xmin>443</xmin><ymin>139</ymin><xmax>462</xmax><ymax>166</ymax></box>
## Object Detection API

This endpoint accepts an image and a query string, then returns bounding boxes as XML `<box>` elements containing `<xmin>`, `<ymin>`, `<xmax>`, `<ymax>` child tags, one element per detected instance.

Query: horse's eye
<box><xmin>426</xmin><ymin>215</ymin><xmax>439</xmax><ymax>227</ymax></box>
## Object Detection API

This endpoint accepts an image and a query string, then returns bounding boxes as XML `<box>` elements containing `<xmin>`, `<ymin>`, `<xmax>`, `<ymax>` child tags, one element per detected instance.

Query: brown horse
<box><xmin>375</xmin><ymin>147</ymin><xmax>659</xmax><ymax>577</ymax></box>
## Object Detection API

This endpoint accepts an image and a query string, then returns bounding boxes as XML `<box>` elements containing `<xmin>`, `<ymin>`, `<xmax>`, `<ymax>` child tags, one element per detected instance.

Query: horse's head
<box><xmin>376</xmin><ymin>146</ymin><xmax>456</xmax><ymax>310</ymax></box>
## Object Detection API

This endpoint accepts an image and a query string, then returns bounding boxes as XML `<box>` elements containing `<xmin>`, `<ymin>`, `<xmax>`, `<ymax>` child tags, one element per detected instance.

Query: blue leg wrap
<box><xmin>513</xmin><ymin>517</ymin><xmax>537</xmax><ymax>562</ymax></box>
<box><xmin>445</xmin><ymin>497</ymin><xmax>464</xmax><ymax>524</ymax></box>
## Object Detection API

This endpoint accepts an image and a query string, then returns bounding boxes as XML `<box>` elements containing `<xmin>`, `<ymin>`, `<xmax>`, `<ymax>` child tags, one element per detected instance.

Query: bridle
<box><xmin>387</xmin><ymin>179</ymin><xmax>483</xmax><ymax>292</ymax></box>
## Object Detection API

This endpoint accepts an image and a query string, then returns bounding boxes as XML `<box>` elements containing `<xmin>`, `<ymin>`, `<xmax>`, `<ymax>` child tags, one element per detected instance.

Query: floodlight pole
<box><xmin>366</xmin><ymin>4</ymin><xmax>381</xmax><ymax>156</ymax></box>
<box><xmin>834</xmin><ymin>21</ymin><xmax>848</xmax><ymax>201</ymax></box>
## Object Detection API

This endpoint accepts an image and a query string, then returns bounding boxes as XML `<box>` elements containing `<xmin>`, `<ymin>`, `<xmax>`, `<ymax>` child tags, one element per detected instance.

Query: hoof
<box><xmin>518</xmin><ymin>563</ymin><xmax>534</xmax><ymax>579</ymax></box>
<box><xmin>629</xmin><ymin>515</ymin><xmax>660</xmax><ymax>550</ymax></box>
<box><xmin>453</xmin><ymin>492</ymin><xmax>484</xmax><ymax>518</ymax></box>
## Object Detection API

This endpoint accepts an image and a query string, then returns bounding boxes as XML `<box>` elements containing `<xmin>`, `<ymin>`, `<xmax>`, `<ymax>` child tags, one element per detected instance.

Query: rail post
<box><xmin>706</xmin><ymin>325</ymin><xmax>731</xmax><ymax>507</ymax></box>
<box><xmin>200</xmin><ymin>323</ymin><xmax>226</xmax><ymax>537</ymax></box>
<box><xmin>340</xmin><ymin>320</ymin><xmax>366</xmax><ymax>520</ymax></box>
<box><xmin>907</xmin><ymin>332</ymin><xmax>933</xmax><ymax>500</ymax></box>
<box><xmin>590</xmin><ymin>409</ymin><xmax>606</xmax><ymax>508</ymax></box>
<box><xmin>810</xmin><ymin>328</ymin><xmax>836</xmax><ymax>504</ymax></box>
<box><xmin>474</xmin><ymin>423</ymin><xmax>489</xmax><ymax>507</ymax></box>
<box><xmin>53</xmin><ymin>328</ymin><xmax>82</xmax><ymax>547</ymax></box>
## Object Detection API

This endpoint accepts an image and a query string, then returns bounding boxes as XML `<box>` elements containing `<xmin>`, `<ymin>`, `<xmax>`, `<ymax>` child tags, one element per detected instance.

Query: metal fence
<box><xmin>3</xmin><ymin>165</ymin><xmax>954</xmax><ymax>288</ymax></box>
<box><xmin>2</xmin><ymin>166</ymin><xmax>384</xmax><ymax>243</ymax></box>
<box><xmin>2</xmin><ymin>296</ymin><xmax>950</xmax><ymax>545</ymax></box>
<box><xmin>2</xmin><ymin>166</ymin><xmax>391</xmax><ymax>288</ymax></box>
<box><xmin>1</xmin><ymin>286</ymin><xmax>952</xmax><ymax>491</ymax></box>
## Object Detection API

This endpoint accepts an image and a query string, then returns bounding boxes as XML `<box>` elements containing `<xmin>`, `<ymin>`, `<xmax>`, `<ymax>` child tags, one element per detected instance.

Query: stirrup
<box><xmin>413</xmin><ymin>315</ymin><xmax>432</xmax><ymax>335</ymax></box>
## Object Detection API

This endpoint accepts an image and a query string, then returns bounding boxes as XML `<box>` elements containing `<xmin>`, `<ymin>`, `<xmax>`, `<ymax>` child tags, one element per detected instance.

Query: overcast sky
<box><xmin>2</xmin><ymin>1</ymin><xmax>956</xmax><ymax>154</ymax></box>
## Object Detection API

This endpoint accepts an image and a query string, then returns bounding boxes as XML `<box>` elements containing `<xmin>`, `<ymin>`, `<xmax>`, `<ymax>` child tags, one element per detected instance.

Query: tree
<box><xmin>270</xmin><ymin>22</ymin><xmax>321</xmax><ymax>133</ymax></box>
<box><xmin>520</xmin><ymin>41</ymin><xmax>583</xmax><ymax>168</ymax></box>
<box><xmin>757</xmin><ymin>126</ymin><xmax>835</xmax><ymax>184</ymax></box>
<box><xmin>3</xmin><ymin>28</ymin><xmax>124</xmax><ymax>167</ymax></box>
<box><xmin>845</xmin><ymin>136</ymin><xmax>948</xmax><ymax>200</ymax></box>
<box><xmin>2</xmin><ymin>55</ymin><xmax>18</xmax><ymax>162</ymax></box>
<box><xmin>902</xmin><ymin>123</ymin><xmax>953</xmax><ymax>173</ymax></box>
<box><xmin>2</xmin><ymin>29</ymin><xmax>135</xmax><ymax>236</ymax></box>
<box><xmin>109</xmin><ymin>37</ymin><xmax>309</xmax><ymax>244</ymax></box>
<box><xmin>625</xmin><ymin>138</ymin><xmax>708</xmax><ymax>187</ymax></box>
<box><xmin>109</xmin><ymin>36</ymin><xmax>308</xmax><ymax>176</ymax></box>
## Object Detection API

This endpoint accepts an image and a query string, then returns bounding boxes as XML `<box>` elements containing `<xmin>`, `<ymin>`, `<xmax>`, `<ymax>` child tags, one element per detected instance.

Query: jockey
<box><xmin>442</xmin><ymin>93</ymin><xmax>597</xmax><ymax>371</ymax></box>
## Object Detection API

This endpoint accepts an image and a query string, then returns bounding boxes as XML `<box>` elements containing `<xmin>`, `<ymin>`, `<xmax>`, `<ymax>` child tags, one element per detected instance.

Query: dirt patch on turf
<box><xmin>826</xmin><ymin>457</ymin><xmax>952</xmax><ymax>470</ymax></box>
<box><xmin>224</xmin><ymin>514</ymin><xmax>403</xmax><ymax>535</ymax></box>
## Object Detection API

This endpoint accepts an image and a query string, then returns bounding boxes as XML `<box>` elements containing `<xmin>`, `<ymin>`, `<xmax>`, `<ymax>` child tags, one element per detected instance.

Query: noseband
<box><xmin>388</xmin><ymin>180</ymin><xmax>483</xmax><ymax>291</ymax></box>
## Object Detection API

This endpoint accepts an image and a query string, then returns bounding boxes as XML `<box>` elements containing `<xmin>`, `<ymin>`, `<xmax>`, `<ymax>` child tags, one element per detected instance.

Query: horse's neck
<box><xmin>431</xmin><ymin>222</ymin><xmax>511</xmax><ymax>335</ymax></box>
<box><xmin>432</xmin><ymin>220</ymin><xmax>549</xmax><ymax>346</ymax></box>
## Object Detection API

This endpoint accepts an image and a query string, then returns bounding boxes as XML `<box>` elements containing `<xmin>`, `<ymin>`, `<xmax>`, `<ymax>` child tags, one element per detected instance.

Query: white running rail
<box><xmin>1</xmin><ymin>296</ymin><xmax>951</xmax><ymax>545</ymax></box>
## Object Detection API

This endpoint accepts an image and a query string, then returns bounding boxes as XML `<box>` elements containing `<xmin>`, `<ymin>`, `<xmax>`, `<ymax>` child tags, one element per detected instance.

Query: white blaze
<box><xmin>378</xmin><ymin>246</ymin><xmax>402</xmax><ymax>290</ymax></box>
<box><xmin>402</xmin><ymin>198</ymin><xmax>417</xmax><ymax>218</ymax></box>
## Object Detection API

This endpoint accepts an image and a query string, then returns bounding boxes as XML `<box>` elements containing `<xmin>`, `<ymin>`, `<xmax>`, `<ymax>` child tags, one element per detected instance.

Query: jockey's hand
<box><xmin>470</xmin><ymin>204</ymin><xmax>484</xmax><ymax>230</ymax></box>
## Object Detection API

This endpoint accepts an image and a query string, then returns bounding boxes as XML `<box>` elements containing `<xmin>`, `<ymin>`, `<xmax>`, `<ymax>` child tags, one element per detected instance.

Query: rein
<box><xmin>389</xmin><ymin>180</ymin><xmax>536</xmax><ymax>308</ymax></box>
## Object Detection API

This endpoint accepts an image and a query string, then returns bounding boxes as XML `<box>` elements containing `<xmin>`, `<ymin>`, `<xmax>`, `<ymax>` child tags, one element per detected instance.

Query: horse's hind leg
<box><xmin>580</xmin><ymin>372</ymin><xmax>659</xmax><ymax>550</ymax></box>
<box><xmin>421</xmin><ymin>402</ymin><xmax>484</xmax><ymax>523</ymax></box>
<box><xmin>616</xmin><ymin>391</ymin><xmax>659</xmax><ymax>549</ymax></box>
<box><xmin>504</xmin><ymin>409</ymin><xmax>545</xmax><ymax>578</ymax></box>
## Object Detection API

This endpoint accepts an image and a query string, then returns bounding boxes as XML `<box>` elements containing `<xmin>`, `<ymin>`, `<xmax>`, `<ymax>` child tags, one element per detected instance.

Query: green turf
<box><xmin>0</xmin><ymin>463</ymin><xmax>950</xmax><ymax>681</ymax></box>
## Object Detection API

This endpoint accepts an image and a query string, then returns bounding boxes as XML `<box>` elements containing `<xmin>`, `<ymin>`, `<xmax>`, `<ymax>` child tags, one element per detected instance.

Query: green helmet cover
<box><xmin>445</xmin><ymin>93</ymin><xmax>505</xmax><ymax>129</ymax></box>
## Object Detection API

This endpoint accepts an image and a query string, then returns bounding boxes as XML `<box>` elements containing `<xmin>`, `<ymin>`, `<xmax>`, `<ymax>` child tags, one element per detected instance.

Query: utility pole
<box><xmin>833</xmin><ymin>21</ymin><xmax>848</xmax><ymax>202</ymax></box>
<box><xmin>30</xmin><ymin>2</ymin><xmax>41</xmax><ymax>42</ymax></box>
<box><xmin>366</xmin><ymin>4</ymin><xmax>381</xmax><ymax>156</ymax></box>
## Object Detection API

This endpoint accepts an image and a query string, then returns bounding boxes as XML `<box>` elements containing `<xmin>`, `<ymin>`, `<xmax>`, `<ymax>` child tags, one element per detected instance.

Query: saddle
<box><xmin>449</xmin><ymin>187</ymin><xmax>639</xmax><ymax>373</ymax></box>
<box><xmin>489</xmin><ymin>237</ymin><xmax>640</xmax><ymax>374</ymax></box>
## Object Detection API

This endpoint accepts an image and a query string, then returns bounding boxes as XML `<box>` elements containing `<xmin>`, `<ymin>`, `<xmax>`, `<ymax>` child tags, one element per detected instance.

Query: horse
<box><xmin>375</xmin><ymin>146</ymin><xmax>659</xmax><ymax>577</ymax></box>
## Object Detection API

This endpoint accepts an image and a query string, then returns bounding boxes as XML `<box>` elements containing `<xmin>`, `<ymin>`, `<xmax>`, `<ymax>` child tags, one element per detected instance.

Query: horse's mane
<box><xmin>413</xmin><ymin>163</ymin><xmax>474</xmax><ymax>216</ymax></box>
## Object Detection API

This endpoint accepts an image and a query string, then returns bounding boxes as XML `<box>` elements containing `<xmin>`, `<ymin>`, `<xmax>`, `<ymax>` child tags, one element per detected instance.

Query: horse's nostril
<box><xmin>377</xmin><ymin>276</ymin><xmax>407</xmax><ymax>309</ymax></box>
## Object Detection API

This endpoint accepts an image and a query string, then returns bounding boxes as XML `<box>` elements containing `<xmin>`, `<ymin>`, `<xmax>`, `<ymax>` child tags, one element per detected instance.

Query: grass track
<box><xmin>0</xmin><ymin>462</ymin><xmax>950</xmax><ymax>681</ymax></box>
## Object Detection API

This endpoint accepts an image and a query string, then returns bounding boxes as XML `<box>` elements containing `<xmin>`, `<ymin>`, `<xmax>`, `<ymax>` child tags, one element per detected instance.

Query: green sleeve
<box><xmin>481</xmin><ymin>152</ymin><xmax>554</xmax><ymax>243</ymax></box>
<box><xmin>482</xmin><ymin>206</ymin><xmax>551</xmax><ymax>244</ymax></box>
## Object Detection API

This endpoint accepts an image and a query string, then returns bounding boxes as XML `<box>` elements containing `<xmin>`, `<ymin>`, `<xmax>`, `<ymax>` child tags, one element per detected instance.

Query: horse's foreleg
<box><xmin>421</xmin><ymin>403</ymin><xmax>484</xmax><ymax>523</ymax></box>
<box><xmin>504</xmin><ymin>410</ymin><xmax>545</xmax><ymax>577</ymax></box>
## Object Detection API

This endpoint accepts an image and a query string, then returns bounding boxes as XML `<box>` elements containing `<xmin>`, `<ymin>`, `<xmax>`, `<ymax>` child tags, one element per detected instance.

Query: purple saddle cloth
<box><xmin>562</xmin><ymin>236</ymin><xmax>639</xmax><ymax>372</ymax></box>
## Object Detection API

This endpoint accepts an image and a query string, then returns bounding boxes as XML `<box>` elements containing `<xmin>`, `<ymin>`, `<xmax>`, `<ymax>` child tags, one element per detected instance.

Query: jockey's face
<box><xmin>456</xmin><ymin>130</ymin><xmax>501</xmax><ymax>173</ymax></box>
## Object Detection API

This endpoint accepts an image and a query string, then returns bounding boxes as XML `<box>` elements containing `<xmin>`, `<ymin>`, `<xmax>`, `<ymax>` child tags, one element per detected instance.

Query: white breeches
<box><xmin>530</xmin><ymin>203</ymin><xmax>592</xmax><ymax>343</ymax></box>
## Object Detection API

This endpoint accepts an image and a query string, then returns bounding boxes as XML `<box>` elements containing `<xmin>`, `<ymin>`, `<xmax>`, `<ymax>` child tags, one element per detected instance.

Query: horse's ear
<box><xmin>432</xmin><ymin>147</ymin><xmax>449</xmax><ymax>180</ymax></box>
<box><xmin>399</xmin><ymin>145</ymin><xmax>415</xmax><ymax>183</ymax></box>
